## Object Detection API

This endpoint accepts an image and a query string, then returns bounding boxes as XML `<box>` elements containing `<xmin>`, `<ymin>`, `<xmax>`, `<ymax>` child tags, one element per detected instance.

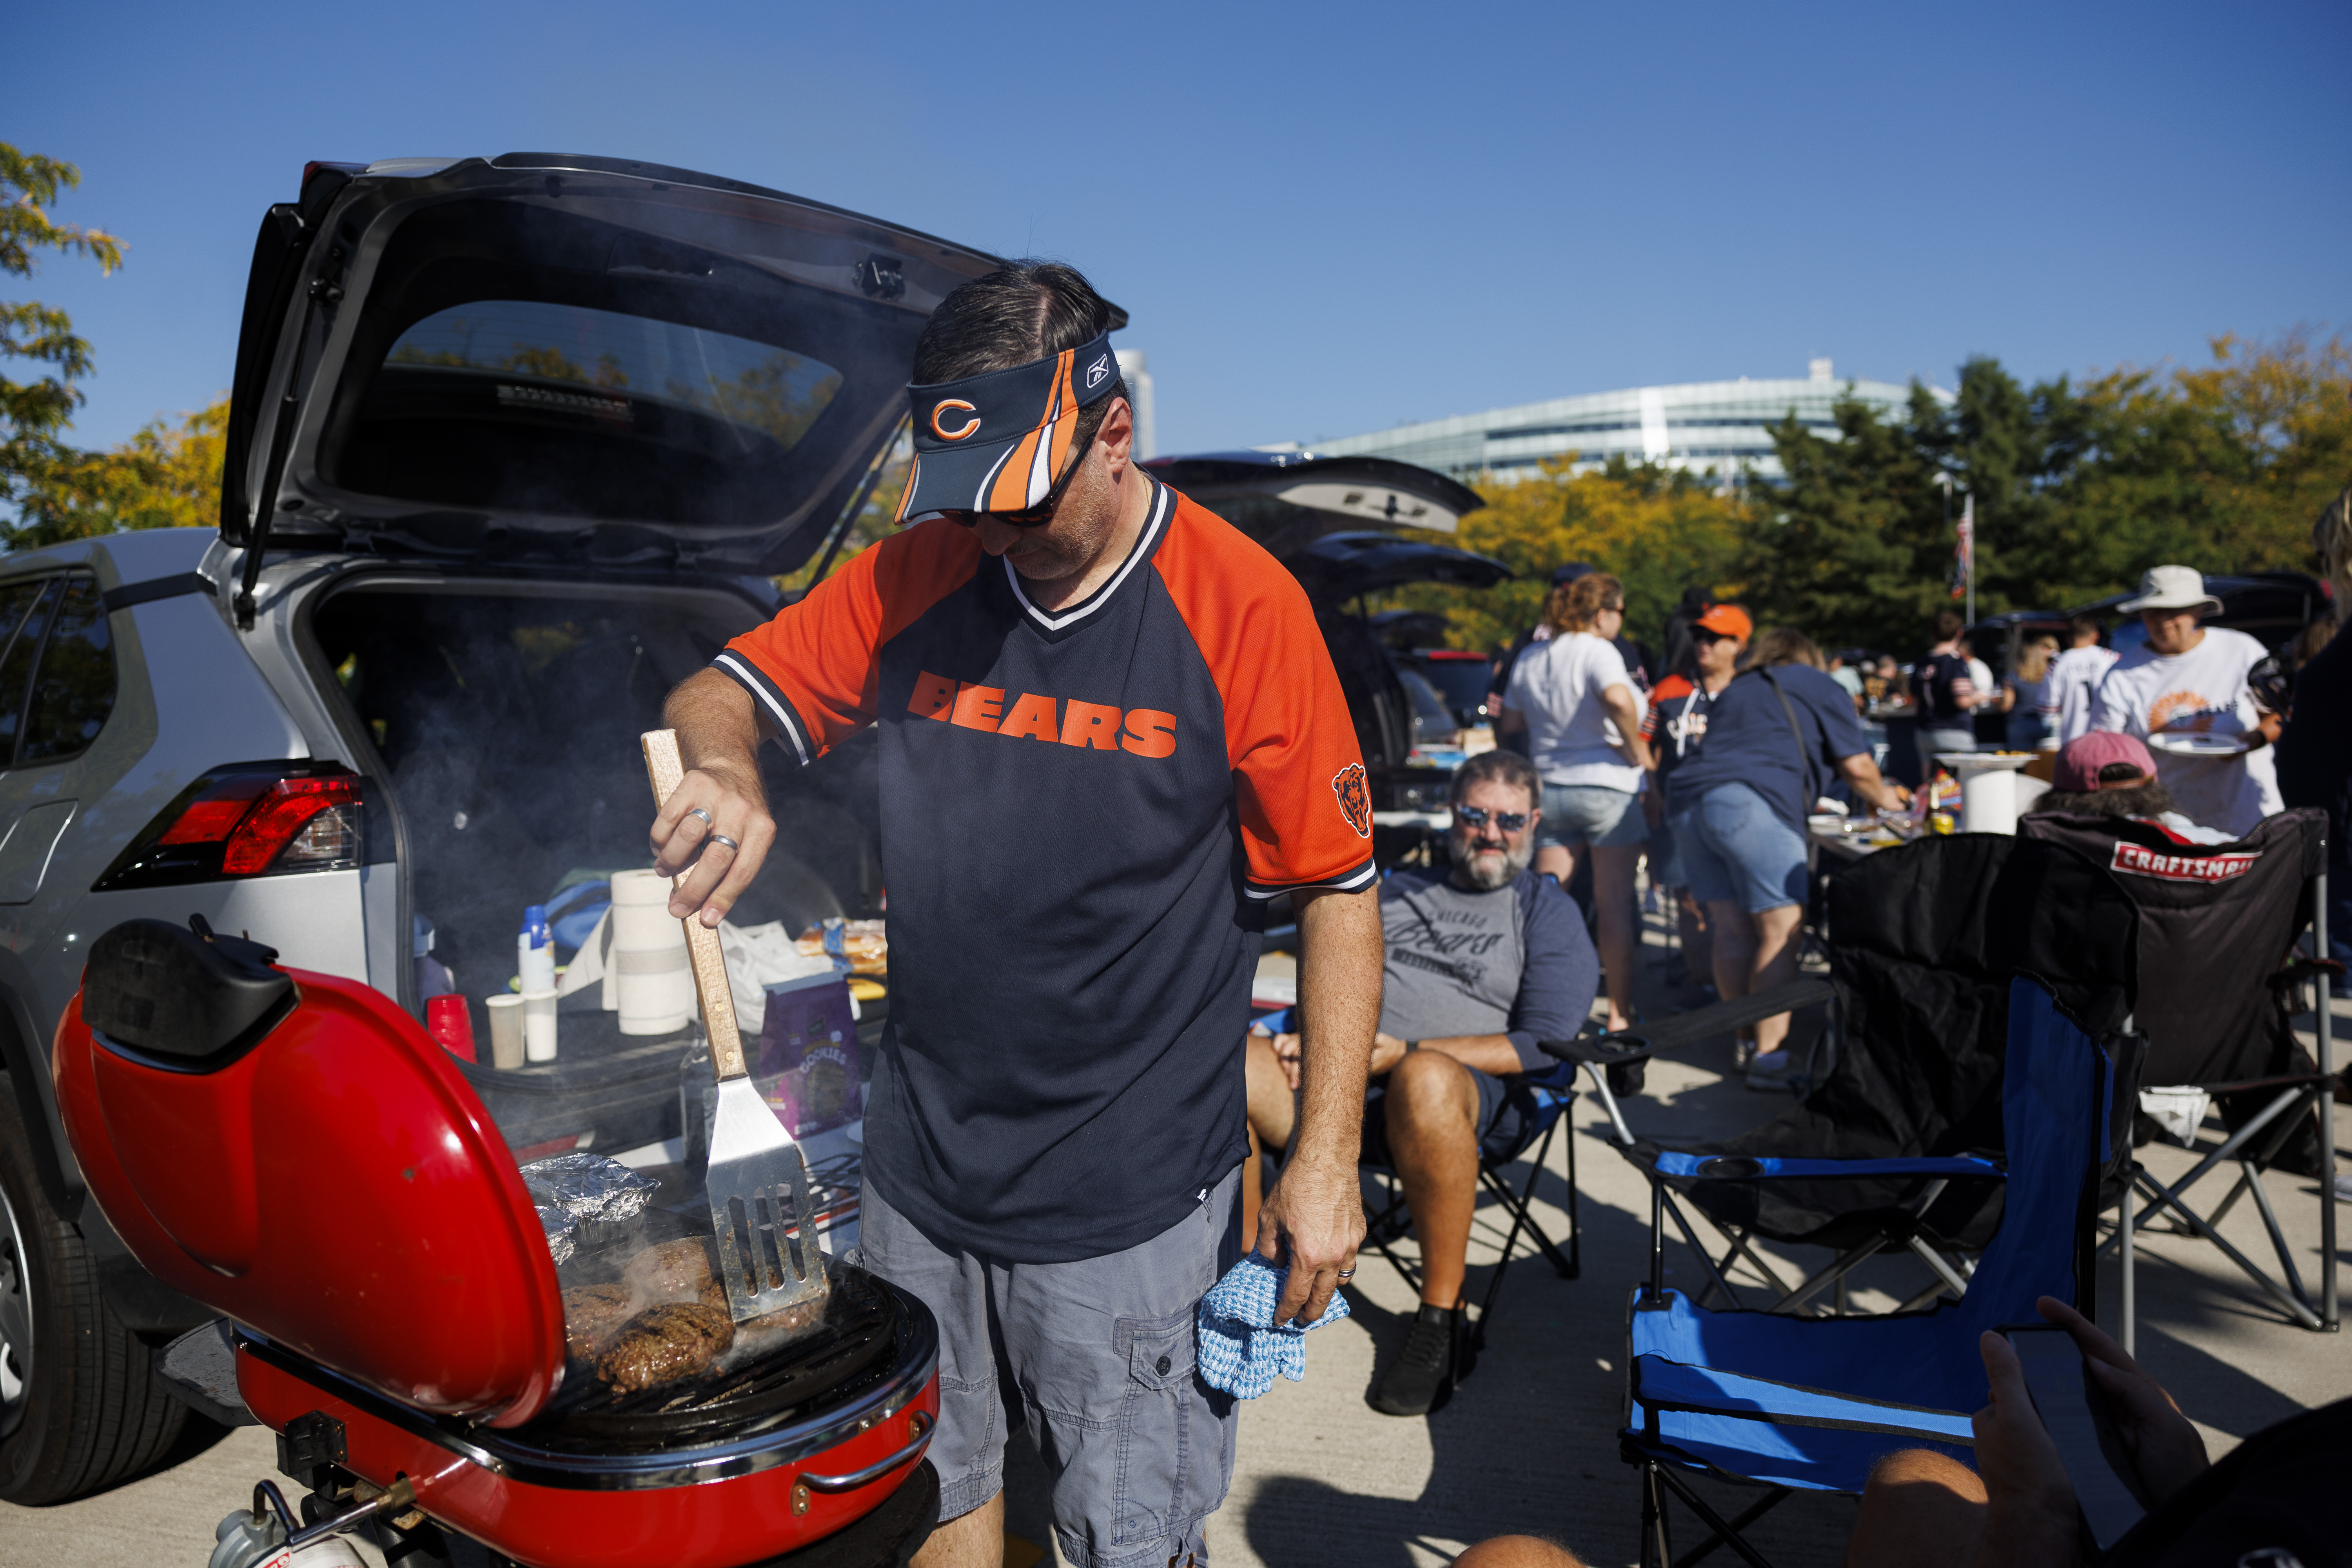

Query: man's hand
<box><xmin>1270</xmin><ymin>1031</ymin><xmax>1304</xmax><ymax>1094</ymax></box>
<box><xmin>651</xmin><ymin>670</ymin><xmax>778</xmax><ymax>926</ymax></box>
<box><xmin>1971</xmin><ymin>1330</ymin><xmax>2085</xmax><ymax>1568</ymax></box>
<box><xmin>1254</xmin><ymin>883</ymin><xmax>1379</xmax><ymax>1325</ymax></box>
<box><xmin>1837</xmin><ymin>751</ymin><xmax>1912</xmax><ymax>815</ymax></box>
<box><xmin>1369</xmin><ymin>1031</ymin><xmax>1410</xmax><ymax>1075</ymax></box>
<box><xmin>2037</xmin><ymin>1296</ymin><xmax>2208</xmax><ymax>1504</ymax></box>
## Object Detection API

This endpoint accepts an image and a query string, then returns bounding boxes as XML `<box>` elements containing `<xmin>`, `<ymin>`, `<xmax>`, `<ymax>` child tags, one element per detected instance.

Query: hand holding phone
<box><xmin>1978</xmin><ymin>1297</ymin><xmax>2211</xmax><ymax>1561</ymax></box>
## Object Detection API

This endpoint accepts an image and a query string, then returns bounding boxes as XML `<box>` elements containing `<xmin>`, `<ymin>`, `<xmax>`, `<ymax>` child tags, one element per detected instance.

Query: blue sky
<box><xmin>15</xmin><ymin>0</ymin><xmax>2350</xmax><ymax>459</ymax></box>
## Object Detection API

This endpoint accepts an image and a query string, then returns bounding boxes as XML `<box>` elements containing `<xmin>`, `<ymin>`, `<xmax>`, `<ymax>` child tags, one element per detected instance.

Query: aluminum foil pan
<box><xmin>523</xmin><ymin>1152</ymin><xmax>661</xmax><ymax>1222</ymax></box>
<box><xmin>537</xmin><ymin>1204</ymin><xmax>579</xmax><ymax>1266</ymax></box>
<box><xmin>523</xmin><ymin>1152</ymin><xmax>661</xmax><ymax>1253</ymax></box>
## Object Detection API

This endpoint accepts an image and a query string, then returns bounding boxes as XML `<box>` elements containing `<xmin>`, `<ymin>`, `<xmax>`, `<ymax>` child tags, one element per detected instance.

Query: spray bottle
<box><xmin>517</xmin><ymin>905</ymin><xmax>556</xmax><ymax>993</ymax></box>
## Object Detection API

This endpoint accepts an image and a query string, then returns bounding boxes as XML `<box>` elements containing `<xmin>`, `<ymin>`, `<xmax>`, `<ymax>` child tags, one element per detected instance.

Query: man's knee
<box><xmin>1862</xmin><ymin>1448</ymin><xmax>1984</xmax><ymax>1503</ymax></box>
<box><xmin>1384</xmin><ymin>1050</ymin><xmax>1479</xmax><ymax>1141</ymax></box>
<box><xmin>1455</xmin><ymin>1535</ymin><xmax>1584</xmax><ymax>1568</ymax></box>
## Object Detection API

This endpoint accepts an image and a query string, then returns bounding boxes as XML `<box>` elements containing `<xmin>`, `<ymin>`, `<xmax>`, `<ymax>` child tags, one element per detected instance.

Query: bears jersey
<box><xmin>713</xmin><ymin>478</ymin><xmax>1374</xmax><ymax>1260</ymax></box>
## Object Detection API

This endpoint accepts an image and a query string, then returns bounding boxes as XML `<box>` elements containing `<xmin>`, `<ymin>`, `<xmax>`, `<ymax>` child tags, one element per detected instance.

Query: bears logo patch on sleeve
<box><xmin>1332</xmin><ymin>762</ymin><xmax>1372</xmax><ymax>838</ymax></box>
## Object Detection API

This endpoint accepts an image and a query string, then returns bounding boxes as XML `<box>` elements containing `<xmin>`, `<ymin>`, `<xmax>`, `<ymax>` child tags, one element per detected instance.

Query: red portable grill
<box><xmin>52</xmin><ymin>918</ymin><xmax>938</xmax><ymax>1568</ymax></box>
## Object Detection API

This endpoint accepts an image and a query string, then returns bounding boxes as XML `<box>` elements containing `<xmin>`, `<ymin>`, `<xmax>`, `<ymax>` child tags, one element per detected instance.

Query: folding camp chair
<box><xmin>1546</xmin><ymin>835</ymin><xmax>2142</xmax><ymax>1319</ymax></box>
<box><xmin>2021</xmin><ymin>808</ymin><xmax>2342</xmax><ymax>1341</ymax></box>
<box><xmin>1251</xmin><ymin>1006</ymin><xmax>1580</xmax><ymax>1370</ymax></box>
<box><xmin>1619</xmin><ymin>977</ymin><xmax>2123</xmax><ymax>1568</ymax></box>
<box><xmin>1359</xmin><ymin>1057</ymin><xmax>1581</xmax><ymax>1363</ymax></box>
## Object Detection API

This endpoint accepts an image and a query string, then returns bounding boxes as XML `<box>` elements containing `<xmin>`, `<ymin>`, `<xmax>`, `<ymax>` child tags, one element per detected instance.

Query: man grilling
<box><xmin>650</xmin><ymin>262</ymin><xmax>1381</xmax><ymax>1568</ymax></box>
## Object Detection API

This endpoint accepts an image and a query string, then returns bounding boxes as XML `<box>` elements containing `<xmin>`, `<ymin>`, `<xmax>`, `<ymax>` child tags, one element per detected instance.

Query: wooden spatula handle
<box><xmin>642</xmin><ymin>728</ymin><xmax>750</xmax><ymax>1081</ymax></box>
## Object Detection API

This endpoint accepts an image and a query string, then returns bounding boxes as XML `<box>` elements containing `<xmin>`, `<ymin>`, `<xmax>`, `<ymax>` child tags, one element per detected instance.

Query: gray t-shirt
<box><xmin>1373</xmin><ymin>867</ymin><xmax>1597</xmax><ymax>1072</ymax></box>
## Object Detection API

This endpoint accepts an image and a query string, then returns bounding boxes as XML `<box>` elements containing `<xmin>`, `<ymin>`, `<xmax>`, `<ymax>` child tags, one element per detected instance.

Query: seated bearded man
<box><xmin>1243</xmin><ymin>749</ymin><xmax>1598</xmax><ymax>1415</ymax></box>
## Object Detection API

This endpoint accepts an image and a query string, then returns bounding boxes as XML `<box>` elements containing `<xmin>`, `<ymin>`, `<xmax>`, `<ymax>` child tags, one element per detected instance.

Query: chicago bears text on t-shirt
<box><xmin>907</xmin><ymin>671</ymin><xmax>1179</xmax><ymax>756</ymax></box>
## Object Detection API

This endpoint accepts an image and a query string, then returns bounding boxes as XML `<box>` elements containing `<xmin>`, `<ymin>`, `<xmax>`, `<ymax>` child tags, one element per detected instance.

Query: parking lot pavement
<box><xmin>9</xmin><ymin>920</ymin><xmax>2347</xmax><ymax>1567</ymax></box>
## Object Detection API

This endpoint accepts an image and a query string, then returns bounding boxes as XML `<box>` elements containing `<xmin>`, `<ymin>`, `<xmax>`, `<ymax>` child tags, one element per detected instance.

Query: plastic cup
<box><xmin>425</xmin><ymin>995</ymin><xmax>476</xmax><ymax>1062</ymax></box>
<box><xmin>486</xmin><ymin>993</ymin><xmax>526</xmax><ymax>1070</ymax></box>
<box><xmin>523</xmin><ymin>989</ymin><xmax>559</xmax><ymax>1064</ymax></box>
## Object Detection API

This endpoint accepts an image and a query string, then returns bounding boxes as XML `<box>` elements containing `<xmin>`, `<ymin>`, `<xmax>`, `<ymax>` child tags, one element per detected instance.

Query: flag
<box><xmin>1949</xmin><ymin>494</ymin><xmax>1975</xmax><ymax>600</ymax></box>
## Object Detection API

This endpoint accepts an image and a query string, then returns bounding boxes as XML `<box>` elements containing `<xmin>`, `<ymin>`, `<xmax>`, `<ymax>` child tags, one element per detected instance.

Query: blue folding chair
<box><xmin>1622</xmin><ymin>977</ymin><xmax>2118</xmax><ymax>1567</ymax></box>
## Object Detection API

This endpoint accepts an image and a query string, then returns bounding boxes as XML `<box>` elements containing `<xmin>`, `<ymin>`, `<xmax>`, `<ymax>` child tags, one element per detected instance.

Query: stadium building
<box><xmin>1296</xmin><ymin>359</ymin><xmax>1926</xmax><ymax>482</ymax></box>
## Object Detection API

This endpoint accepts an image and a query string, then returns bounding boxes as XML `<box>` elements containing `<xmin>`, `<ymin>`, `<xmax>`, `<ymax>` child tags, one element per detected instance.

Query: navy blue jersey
<box><xmin>715</xmin><ymin>479</ymin><xmax>1374</xmax><ymax>1260</ymax></box>
<box><xmin>1666</xmin><ymin>663</ymin><xmax>1871</xmax><ymax>831</ymax></box>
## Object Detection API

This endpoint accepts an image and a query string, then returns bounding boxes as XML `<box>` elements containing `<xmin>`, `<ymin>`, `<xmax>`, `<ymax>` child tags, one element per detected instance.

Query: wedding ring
<box><xmin>686</xmin><ymin>807</ymin><xmax>713</xmax><ymax>825</ymax></box>
<box><xmin>1335</xmin><ymin>1267</ymin><xmax>1357</xmax><ymax>1279</ymax></box>
<box><xmin>708</xmin><ymin>833</ymin><xmax>740</xmax><ymax>852</ymax></box>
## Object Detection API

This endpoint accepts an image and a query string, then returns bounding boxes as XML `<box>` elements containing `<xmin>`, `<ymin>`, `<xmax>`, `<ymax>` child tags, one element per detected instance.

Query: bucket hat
<box><xmin>2116</xmin><ymin>564</ymin><xmax>2222</xmax><ymax>617</ymax></box>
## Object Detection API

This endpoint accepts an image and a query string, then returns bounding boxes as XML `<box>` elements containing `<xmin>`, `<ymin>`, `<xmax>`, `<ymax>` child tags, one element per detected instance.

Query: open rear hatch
<box><xmin>223</xmin><ymin>153</ymin><xmax>1016</xmax><ymax>583</ymax></box>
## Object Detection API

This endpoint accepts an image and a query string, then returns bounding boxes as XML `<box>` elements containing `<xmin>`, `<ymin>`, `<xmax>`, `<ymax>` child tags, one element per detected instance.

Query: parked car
<box><xmin>0</xmin><ymin>152</ymin><xmax>1011</xmax><ymax>1503</ymax></box>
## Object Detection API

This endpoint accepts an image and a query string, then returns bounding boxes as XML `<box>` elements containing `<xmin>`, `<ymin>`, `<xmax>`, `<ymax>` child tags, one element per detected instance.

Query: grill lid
<box><xmin>56</xmin><ymin>936</ymin><xmax>567</xmax><ymax>1427</ymax></box>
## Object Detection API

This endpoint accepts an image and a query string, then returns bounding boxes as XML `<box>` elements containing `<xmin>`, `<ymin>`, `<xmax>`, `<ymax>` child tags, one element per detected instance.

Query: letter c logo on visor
<box><xmin>929</xmin><ymin>398</ymin><xmax>980</xmax><ymax>441</ymax></box>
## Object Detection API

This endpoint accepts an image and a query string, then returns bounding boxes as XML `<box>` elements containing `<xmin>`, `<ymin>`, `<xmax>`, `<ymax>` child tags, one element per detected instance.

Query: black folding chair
<box><xmin>1546</xmin><ymin>834</ymin><xmax>2143</xmax><ymax>1319</ymax></box>
<box><xmin>2022</xmin><ymin>808</ymin><xmax>2342</xmax><ymax>1341</ymax></box>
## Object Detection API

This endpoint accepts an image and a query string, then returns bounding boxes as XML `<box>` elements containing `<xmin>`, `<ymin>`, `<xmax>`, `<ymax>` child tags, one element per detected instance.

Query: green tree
<box><xmin>2</xmin><ymin>145</ymin><xmax>125</xmax><ymax>535</ymax></box>
<box><xmin>9</xmin><ymin>395</ymin><xmax>229</xmax><ymax>548</ymax></box>
<box><xmin>1395</xmin><ymin>455</ymin><xmax>1751</xmax><ymax>655</ymax></box>
<box><xmin>1736</xmin><ymin>334</ymin><xmax>2350</xmax><ymax>653</ymax></box>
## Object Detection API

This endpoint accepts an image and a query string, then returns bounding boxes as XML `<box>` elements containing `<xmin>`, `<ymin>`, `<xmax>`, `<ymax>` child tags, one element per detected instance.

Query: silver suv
<box><xmin>0</xmin><ymin>153</ymin><xmax>999</xmax><ymax>1502</ymax></box>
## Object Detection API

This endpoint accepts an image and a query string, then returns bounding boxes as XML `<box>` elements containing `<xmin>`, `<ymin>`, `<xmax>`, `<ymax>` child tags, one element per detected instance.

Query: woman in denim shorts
<box><xmin>1500</xmin><ymin>572</ymin><xmax>1653</xmax><ymax>1030</ymax></box>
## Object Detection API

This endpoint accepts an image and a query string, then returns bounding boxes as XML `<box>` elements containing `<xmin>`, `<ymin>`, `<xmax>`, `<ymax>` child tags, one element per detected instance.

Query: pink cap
<box><xmin>2054</xmin><ymin>732</ymin><xmax>2157</xmax><ymax>793</ymax></box>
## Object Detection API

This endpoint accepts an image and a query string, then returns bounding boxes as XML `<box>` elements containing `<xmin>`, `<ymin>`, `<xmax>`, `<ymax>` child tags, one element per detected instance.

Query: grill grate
<box><xmin>530</xmin><ymin>1263</ymin><xmax>904</xmax><ymax>1452</ymax></box>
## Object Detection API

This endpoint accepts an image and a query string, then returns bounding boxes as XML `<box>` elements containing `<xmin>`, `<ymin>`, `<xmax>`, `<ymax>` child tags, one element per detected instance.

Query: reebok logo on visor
<box><xmin>897</xmin><ymin>326</ymin><xmax>1124</xmax><ymax>522</ymax></box>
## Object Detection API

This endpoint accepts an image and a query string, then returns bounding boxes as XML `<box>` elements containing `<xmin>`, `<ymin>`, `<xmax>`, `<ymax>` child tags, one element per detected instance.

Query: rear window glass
<box><xmin>338</xmin><ymin>302</ymin><xmax>843</xmax><ymax>524</ymax></box>
<box><xmin>318</xmin><ymin>198</ymin><xmax>915</xmax><ymax>534</ymax></box>
<box><xmin>22</xmin><ymin>575</ymin><xmax>117</xmax><ymax>764</ymax></box>
<box><xmin>384</xmin><ymin>301</ymin><xmax>842</xmax><ymax>450</ymax></box>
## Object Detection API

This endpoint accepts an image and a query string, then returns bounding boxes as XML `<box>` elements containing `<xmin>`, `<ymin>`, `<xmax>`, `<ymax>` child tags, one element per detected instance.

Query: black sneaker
<box><xmin>1370</xmin><ymin>1304</ymin><xmax>1462</xmax><ymax>1416</ymax></box>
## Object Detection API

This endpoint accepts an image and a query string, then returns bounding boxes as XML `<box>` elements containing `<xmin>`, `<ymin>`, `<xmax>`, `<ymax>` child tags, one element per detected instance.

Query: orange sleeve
<box><xmin>1644</xmin><ymin>674</ymin><xmax>1693</xmax><ymax>740</ymax></box>
<box><xmin>713</xmin><ymin>519</ymin><xmax>980</xmax><ymax>764</ymax></box>
<box><xmin>1153</xmin><ymin>495</ymin><xmax>1377</xmax><ymax>898</ymax></box>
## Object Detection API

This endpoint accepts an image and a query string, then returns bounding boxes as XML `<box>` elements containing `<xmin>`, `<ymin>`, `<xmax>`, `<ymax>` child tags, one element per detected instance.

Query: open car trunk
<box><xmin>303</xmin><ymin>572</ymin><xmax>881</xmax><ymax>1158</ymax></box>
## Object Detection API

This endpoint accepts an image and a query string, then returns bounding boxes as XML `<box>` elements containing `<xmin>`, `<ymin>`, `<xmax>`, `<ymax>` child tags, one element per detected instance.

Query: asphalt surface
<box><xmin>6</xmin><ymin>907</ymin><xmax>2348</xmax><ymax>1567</ymax></box>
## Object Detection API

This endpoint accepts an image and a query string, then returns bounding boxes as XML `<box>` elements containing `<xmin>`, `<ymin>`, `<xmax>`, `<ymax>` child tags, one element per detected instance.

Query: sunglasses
<box><xmin>943</xmin><ymin>446</ymin><xmax>1085</xmax><ymax>530</ymax></box>
<box><xmin>1452</xmin><ymin>806</ymin><xmax>1530</xmax><ymax>833</ymax></box>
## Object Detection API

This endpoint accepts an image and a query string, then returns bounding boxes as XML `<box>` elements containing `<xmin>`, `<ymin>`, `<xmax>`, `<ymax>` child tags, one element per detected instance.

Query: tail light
<box><xmin>93</xmin><ymin>762</ymin><xmax>365</xmax><ymax>891</ymax></box>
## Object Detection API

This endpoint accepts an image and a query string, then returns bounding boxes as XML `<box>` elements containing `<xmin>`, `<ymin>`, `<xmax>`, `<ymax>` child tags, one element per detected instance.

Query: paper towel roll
<box><xmin>609</xmin><ymin>869</ymin><xmax>694</xmax><ymax>1036</ymax></box>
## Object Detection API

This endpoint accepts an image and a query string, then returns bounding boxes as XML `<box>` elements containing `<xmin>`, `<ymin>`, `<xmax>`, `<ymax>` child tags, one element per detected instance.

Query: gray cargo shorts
<box><xmin>852</xmin><ymin>1165</ymin><xmax>1245</xmax><ymax>1568</ymax></box>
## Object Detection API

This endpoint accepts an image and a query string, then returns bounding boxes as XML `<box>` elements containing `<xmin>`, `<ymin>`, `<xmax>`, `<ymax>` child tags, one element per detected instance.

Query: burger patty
<box><xmin>561</xmin><ymin>1283</ymin><xmax>636</xmax><ymax>1359</ymax></box>
<box><xmin>621</xmin><ymin>1238</ymin><xmax>715</xmax><ymax>1303</ymax></box>
<box><xmin>596</xmin><ymin>1303</ymin><xmax>737</xmax><ymax>1392</ymax></box>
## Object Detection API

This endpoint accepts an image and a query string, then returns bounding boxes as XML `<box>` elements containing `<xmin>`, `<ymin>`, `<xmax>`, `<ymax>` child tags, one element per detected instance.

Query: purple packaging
<box><xmin>756</xmin><ymin>973</ymin><xmax>860</xmax><ymax>1136</ymax></box>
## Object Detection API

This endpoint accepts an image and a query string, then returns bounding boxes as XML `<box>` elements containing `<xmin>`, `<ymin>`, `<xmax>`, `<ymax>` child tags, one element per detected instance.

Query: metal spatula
<box><xmin>642</xmin><ymin>728</ymin><xmax>829</xmax><ymax>1323</ymax></box>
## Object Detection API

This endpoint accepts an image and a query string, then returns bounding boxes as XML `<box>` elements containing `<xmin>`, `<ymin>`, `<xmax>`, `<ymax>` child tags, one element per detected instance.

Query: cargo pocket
<box><xmin>1110</xmin><ymin>1307</ymin><xmax>1204</xmax><ymax>1551</ymax></box>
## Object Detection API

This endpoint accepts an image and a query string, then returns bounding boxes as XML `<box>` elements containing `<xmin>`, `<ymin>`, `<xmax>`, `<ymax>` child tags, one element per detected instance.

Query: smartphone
<box><xmin>2004</xmin><ymin>1325</ymin><xmax>2149</xmax><ymax>1554</ymax></box>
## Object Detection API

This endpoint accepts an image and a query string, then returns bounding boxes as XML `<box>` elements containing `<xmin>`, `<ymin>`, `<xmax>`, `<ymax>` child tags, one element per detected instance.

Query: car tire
<box><xmin>0</xmin><ymin>1073</ymin><xmax>189</xmax><ymax>1503</ymax></box>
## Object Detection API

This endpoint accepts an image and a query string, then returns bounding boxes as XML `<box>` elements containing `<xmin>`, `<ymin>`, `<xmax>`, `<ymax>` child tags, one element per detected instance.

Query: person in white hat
<box><xmin>2086</xmin><ymin>565</ymin><xmax>2282</xmax><ymax>837</ymax></box>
